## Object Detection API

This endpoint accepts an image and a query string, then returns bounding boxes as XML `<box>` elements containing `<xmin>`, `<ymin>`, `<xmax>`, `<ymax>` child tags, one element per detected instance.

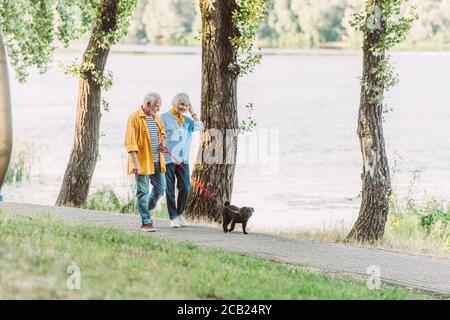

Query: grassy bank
<box><xmin>0</xmin><ymin>212</ymin><xmax>430</xmax><ymax>300</ymax></box>
<box><xmin>274</xmin><ymin>199</ymin><xmax>450</xmax><ymax>257</ymax></box>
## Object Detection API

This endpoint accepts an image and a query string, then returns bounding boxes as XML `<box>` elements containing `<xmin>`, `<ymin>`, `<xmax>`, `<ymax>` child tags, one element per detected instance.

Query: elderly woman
<box><xmin>161</xmin><ymin>93</ymin><xmax>204</xmax><ymax>228</ymax></box>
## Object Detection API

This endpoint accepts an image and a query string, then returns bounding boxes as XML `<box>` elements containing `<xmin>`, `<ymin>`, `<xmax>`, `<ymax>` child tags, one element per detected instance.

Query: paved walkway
<box><xmin>1</xmin><ymin>201</ymin><xmax>449</xmax><ymax>296</ymax></box>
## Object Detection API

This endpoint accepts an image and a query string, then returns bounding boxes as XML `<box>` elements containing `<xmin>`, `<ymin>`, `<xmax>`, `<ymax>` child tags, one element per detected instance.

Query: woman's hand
<box><xmin>188</xmin><ymin>104</ymin><xmax>199</xmax><ymax>120</ymax></box>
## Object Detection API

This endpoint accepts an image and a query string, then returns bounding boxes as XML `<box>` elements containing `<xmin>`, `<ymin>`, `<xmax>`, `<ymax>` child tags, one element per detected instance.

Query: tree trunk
<box><xmin>347</xmin><ymin>10</ymin><xmax>392</xmax><ymax>243</ymax></box>
<box><xmin>56</xmin><ymin>0</ymin><xmax>119</xmax><ymax>207</ymax></box>
<box><xmin>0</xmin><ymin>32</ymin><xmax>12</xmax><ymax>190</ymax></box>
<box><xmin>186</xmin><ymin>0</ymin><xmax>240</xmax><ymax>221</ymax></box>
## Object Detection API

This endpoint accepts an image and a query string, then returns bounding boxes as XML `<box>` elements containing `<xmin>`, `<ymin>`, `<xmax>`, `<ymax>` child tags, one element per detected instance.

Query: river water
<box><xmin>3</xmin><ymin>47</ymin><xmax>450</xmax><ymax>232</ymax></box>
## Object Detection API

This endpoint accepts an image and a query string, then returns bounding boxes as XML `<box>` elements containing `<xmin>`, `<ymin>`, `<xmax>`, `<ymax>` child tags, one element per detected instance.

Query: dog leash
<box><xmin>162</xmin><ymin>146</ymin><xmax>224</xmax><ymax>207</ymax></box>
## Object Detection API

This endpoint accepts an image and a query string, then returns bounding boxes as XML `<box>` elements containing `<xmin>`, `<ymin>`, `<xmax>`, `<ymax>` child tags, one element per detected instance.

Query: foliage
<box><xmin>351</xmin><ymin>0</ymin><xmax>417</xmax><ymax>108</ymax></box>
<box><xmin>59</xmin><ymin>59</ymin><xmax>114</xmax><ymax>90</ymax></box>
<box><xmin>140</xmin><ymin>0</ymin><xmax>200</xmax><ymax>45</ymax></box>
<box><xmin>82</xmin><ymin>187</ymin><xmax>167</xmax><ymax>218</ymax></box>
<box><xmin>416</xmin><ymin>201</ymin><xmax>449</xmax><ymax>238</ymax></box>
<box><xmin>4</xmin><ymin>140</ymin><xmax>34</xmax><ymax>185</ymax></box>
<box><xmin>94</xmin><ymin>0</ymin><xmax>137</xmax><ymax>49</ymax></box>
<box><xmin>239</xmin><ymin>103</ymin><xmax>258</xmax><ymax>132</ymax></box>
<box><xmin>82</xmin><ymin>187</ymin><xmax>137</xmax><ymax>214</ymax></box>
<box><xmin>58</xmin><ymin>0</ymin><xmax>136</xmax><ymax>89</ymax></box>
<box><xmin>231</xmin><ymin>0</ymin><xmax>270</xmax><ymax>76</ymax></box>
<box><xmin>351</xmin><ymin>0</ymin><xmax>419</xmax><ymax>52</ymax></box>
<box><xmin>0</xmin><ymin>0</ymin><xmax>93</xmax><ymax>82</ymax></box>
<box><xmin>229</xmin><ymin>1</ymin><xmax>269</xmax><ymax>134</ymax></box>
<box><xmin>388</xmin><ymin>199</ymin><xmax>450</xmax><ymax>251</ymax></box>
<box><xmin>125</xmin><ymin>0</ymin><xmax>450</xmax><ymax>50</ymax></box>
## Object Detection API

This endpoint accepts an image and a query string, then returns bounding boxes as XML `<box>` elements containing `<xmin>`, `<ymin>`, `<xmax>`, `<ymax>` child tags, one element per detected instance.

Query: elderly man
<box><xmin>125</xmin><ymin>92</ymin><xmax>166</xmax><ymax>232</ymax></box>
<box><xmin>161</xmin><ymin>93</ymin><xmax>204</xmax><ymax>228</ymax></box>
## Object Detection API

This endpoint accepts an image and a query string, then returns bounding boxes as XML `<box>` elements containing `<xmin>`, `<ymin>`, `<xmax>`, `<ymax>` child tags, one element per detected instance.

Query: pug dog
<box><xmin>222</xmin><ymin>201</ymin><xmax>254</xmax><ymax>234</ymax></box>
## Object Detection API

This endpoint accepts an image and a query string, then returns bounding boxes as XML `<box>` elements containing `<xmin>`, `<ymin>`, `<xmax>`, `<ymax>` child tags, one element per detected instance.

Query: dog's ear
<box><xmin>224</xmin><ymin>201</ymin><xmax>230</xmax><ymax>206</ymax></box>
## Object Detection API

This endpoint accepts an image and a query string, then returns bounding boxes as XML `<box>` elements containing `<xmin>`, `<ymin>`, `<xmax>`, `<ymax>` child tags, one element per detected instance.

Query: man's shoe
<box><xmin>170</xmin><ymin>219</ymin><xmax>180</xmax><ymax>228</ymax></box>
<box><xmin>178</xmin><ymin>215</ymin><xmax>189</xmax><ymax>227</ymax></box>
<box><xmin>140</xmin><ymin>223</ymin><xmax>157</xmax><ymax>232</ymax></box>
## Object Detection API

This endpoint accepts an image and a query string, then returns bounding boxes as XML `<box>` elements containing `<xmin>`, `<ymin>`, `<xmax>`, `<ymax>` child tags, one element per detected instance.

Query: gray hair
<box><xmin>172</xmin><ymin>93</ymin><xmax>190</xmax><ymax>106</ymax></box>
<box><xmin>143</xmin><ymin>92</ymin><xmax>161</xmax><ymax>105</ymax></box>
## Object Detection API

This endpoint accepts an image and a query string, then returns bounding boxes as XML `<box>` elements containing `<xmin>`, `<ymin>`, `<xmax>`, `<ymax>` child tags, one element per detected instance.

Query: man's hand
<box><xmin>130</xmin><ymin>151</ymin><xmax>140</xmax><ymax>174</ymax></box>
<box><xmin>132</xmin><ymin>162</ymin><xmax>141</xmax><ymax>174</ymax></box>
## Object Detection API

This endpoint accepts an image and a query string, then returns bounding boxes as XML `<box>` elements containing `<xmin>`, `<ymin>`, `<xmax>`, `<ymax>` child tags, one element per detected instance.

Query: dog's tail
<box><xmin>224</xmin><ymin>201</ymin><xmax>230</xmax><ymax>206</ymax></box>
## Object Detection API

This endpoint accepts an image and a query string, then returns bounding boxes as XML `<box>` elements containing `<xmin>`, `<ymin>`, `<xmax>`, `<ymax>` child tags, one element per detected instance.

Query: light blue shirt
<box><xmin>161</xmin><ymin>111</ymin><xmax>204</xmax><ymax>164</ymax></box>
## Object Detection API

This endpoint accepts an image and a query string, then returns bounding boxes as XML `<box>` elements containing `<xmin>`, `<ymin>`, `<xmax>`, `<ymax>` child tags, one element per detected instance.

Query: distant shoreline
<box><xmin>57</xmin><ymin>44</ymin><xmax>450</xmax><ymax>57</ymax></box>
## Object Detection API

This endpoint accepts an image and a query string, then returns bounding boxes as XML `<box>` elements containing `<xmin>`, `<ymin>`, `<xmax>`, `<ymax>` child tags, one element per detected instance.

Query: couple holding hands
<box><xmin>125</xmin><ymin>92</ymin><xmax>203</xmax><ymax>232</ymax></box>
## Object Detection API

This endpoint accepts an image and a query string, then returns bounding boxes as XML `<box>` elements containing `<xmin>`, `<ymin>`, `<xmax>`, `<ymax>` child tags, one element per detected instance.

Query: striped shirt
<box><xmin>146</xmin><ymin>116</ymin><xmax>160</xmax><ymax>163</ymax></box>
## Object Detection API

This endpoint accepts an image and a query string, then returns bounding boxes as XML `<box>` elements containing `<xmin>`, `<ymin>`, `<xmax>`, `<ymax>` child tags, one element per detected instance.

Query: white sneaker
<box><xmin>178</xmin><ymin>215</ymin><xmax>189</xmax><ymax>227</ymax></box>
<box><xmin>170</xmin><ymin>219</ymin><xmax>180</xmax><ymax>228</ymax></box>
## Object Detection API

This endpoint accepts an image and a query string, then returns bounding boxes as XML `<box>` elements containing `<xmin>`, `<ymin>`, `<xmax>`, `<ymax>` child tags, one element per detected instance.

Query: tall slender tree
<box><xmin>56</xmin><ymin>0</ymin><xmax>136</xmax><ymax>207</ymax></box>
<box><xmin>0</xmin><ymin>32</ymin><xmax>11</xmax><ymax>189</ymax></box>
<box><xmin>0</xmin><ymin>0</ymin><xmax>89</xmax><ymax>189</ymax></box>
<box><xmin>186</xmin><ymin>0</ymin><xmax>268</xmax><ymax>221</ymax></box>
<box><xmin>346</xmin><ymin>0</ymin><xmax>416</xmax><ymax>242</ymax></box>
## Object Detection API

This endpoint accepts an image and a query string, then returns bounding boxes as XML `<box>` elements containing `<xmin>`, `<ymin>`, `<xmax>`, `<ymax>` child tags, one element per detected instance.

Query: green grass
<box><xmin>381</xmin><ymin>199</ymin><xmax>450</xmax><ymax>255</ymax></box>
<box><xmin>0</xmin><ymin>211</ymin><xmax>431</xmax><ymax>300</ymax></box>
<box><xmin>82</xmin><ymin>188</ymin><xmax>137</xmax><ymax>214</ymax></box>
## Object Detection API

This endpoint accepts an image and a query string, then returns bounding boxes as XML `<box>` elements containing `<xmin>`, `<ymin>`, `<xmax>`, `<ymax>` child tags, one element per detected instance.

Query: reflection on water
<box><xmin>3</xmin><ymin>48</ymin><xmax>450</xmax><ymax>231</ymax></box>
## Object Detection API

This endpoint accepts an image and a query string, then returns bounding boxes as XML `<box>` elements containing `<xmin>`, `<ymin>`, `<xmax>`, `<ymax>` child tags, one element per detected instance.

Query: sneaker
<box><xmin>170</xmin><ymin>219</ymin><xmax>180</xmax><ymax>228</ymax></box>
<box><xmin>140</xmin><ymin>223</ymin><xmax>157</xmax><ymax>232</ymax></box>
<box><xmin>178</xmin><ymin>215</ymin><xmax>189</xmax><ymax>227</ymax></box>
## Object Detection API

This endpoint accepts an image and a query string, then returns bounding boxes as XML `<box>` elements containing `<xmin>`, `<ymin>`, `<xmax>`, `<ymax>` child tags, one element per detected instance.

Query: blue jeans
<box><xmin>135</xmin><ymin>163</ymin><xmax>166</xmax><ymax>225</ymax></box>
<box><xmin>165</xmin><ymin>163</ymin><xmax>190</xmax><ymax>220</ymax></box>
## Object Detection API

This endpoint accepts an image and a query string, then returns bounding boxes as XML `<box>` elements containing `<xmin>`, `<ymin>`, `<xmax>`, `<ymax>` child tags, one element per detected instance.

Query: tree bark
<box><xmin>186</xmin><ymin>0</ymin><xmax>240</xmax><ymax>221</ymax></box>
<box><xmin>56</xmin><ymin>0</ymin><xmax>119</xmax><ymax>207</ymax></box>
<box><xmin>347</xmin><ymin>5</ymin><xmax>392</xmax><ymax>242</ymax></box>
<box><xmin>0</xmin><ymin>32</ymin><xmax>12</xmax><ymax>190</ymax></box>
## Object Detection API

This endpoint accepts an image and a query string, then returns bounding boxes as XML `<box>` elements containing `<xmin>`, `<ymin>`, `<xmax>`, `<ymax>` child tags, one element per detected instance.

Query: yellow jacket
<box><xmin>125</xmin><ymin>107</ymin><xmax>166</xmax><ymax>175</ymax></box>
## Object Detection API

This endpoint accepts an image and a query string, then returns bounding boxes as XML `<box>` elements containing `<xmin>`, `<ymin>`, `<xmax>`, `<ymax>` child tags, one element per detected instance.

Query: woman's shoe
<box><xmin>178</xmin><ymin>215</ymin><xmax>189</xmax><ymax>227</ymax></box>
<box><xmin>170</xmin><ymin>219</ymin><xmax>180</xmax><ymax>228</ymax></box>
